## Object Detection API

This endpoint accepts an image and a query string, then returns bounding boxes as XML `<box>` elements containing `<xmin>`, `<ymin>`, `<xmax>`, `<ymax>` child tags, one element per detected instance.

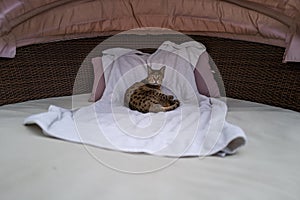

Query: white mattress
<box><xmin>0</xmin><ymin>94</ymin><xmax>299</xmax><ymax>200</ymax></box>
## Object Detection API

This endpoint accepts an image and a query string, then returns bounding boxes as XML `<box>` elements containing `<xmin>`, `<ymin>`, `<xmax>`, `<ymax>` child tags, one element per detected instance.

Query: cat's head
<box><xmin>145</xmin><ymin>65</ymin><xmax>166</xmax><ymax>85</ymax></box>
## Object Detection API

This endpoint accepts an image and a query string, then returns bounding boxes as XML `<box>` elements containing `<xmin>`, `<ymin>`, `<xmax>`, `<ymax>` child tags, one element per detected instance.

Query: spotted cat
<box><xmin>124</xmin><ymin>65</ymin><xmax>180</xmax><ymax>113</ymax></box>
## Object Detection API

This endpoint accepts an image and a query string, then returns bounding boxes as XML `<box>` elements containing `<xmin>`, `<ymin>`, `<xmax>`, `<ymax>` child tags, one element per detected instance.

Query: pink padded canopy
<box><xmin>0</xmin><ymin>0</ymin><xmax>299</xmax><ymax>62</ymax></box>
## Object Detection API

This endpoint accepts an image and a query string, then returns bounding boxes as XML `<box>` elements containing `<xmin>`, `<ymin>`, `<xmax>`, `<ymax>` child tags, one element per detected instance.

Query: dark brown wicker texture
<box><xmin>0</xmin><ymin>35</ymin><xmax>299</xmax><ymax>111</ymax></box>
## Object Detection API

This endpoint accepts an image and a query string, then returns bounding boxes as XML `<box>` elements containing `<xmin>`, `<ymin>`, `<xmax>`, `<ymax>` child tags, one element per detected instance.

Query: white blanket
<box><xmin>24</xmin><ymin>41</ymin><xmax>246</xmax><ymax>157</ymax></box>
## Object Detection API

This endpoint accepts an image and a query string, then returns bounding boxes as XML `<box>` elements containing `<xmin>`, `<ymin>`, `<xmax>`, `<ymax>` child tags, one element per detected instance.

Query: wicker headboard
<box><xmin>0</xmin><ymin>35</ymin><xmax>299</xmax><ymax>111</ymax></box>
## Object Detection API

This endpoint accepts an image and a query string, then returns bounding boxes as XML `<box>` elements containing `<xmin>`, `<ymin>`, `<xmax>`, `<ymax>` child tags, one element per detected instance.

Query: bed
<box><xmin>1</xmin><ymin>0</ymin><xmax>300</xmax><ymax>199</ymax></box>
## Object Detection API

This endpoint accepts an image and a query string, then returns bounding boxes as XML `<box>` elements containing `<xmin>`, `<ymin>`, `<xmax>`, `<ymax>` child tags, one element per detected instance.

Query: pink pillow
<box><xmin>194</xmin><ymin>51</ymin><xmax>220</xmax><ymax>97</ymax></box>
<box><xmin>88</xmin><ymin>57</ymin><xmax>105</xmax><ymax>102</ymax></box>
<box><xmin>89</xmin><ymin>52</ymin><xmax>220</xmax><ymax>102</ymax></box>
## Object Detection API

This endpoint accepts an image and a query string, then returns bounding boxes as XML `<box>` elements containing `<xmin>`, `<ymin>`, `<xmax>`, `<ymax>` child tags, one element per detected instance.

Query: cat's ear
<box><xmin>147</xmin><ymin>65</ymin><xmax>153</xmax><ymax>74</ymax></box>
<box><xmin>160</xmin><ymin>66</ymin><xmax>166</xmax><ymax>74</ymax></box>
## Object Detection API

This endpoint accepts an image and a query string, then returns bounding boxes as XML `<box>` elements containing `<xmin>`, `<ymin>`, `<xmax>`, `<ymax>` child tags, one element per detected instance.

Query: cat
<box><xmin>124</xmin><ymin>65</ymin><xmax>180</xmax><ymax>113</ymax></box>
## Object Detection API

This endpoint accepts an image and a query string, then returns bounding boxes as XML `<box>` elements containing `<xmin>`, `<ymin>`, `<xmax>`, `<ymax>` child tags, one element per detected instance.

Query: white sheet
<box><xmin>23</xmin><ymin>41</ymin><xmax>247</xmax><ymax>157</ymax></box>
<box><xmin>1</xmin><ymin>95</ymin><xmax>299</xmax><ymax>199</ymax></box>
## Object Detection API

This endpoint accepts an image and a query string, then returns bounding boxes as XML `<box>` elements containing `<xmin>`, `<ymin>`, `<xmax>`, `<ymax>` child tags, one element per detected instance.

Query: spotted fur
<box><xmin>124</xmin><ymin>66</ymin><xmax>180</xmax><ymax>113</ymax></box>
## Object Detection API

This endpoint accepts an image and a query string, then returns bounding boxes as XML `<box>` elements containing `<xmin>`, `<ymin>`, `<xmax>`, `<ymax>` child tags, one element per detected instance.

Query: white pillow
<box><xmin>89</xmin><ymin>41</ymin><xmax>221</xmax><ymax>102</ymax></box>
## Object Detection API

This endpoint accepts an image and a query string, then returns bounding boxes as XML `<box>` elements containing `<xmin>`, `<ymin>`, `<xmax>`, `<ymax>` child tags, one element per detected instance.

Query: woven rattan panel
<box><xmin>0</xmin><ymin>37</ymin><xmax>107</xmax><ymax>105</ymax></box>
<box><xmin>190</xmin><ymin>36</ymin><xmax>300</xmax><ymax>112</ymax></box>
<box><xmin>0</xmin><ymin>35</ymin><xmax>299</xmax><ymax>111</ymax></box>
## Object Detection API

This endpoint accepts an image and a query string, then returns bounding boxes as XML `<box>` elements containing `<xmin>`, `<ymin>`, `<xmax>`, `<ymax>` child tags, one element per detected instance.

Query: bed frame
<box><xmin>0</xmin><ymin>35</ymin><xmax>299</xmax><ymax>111</ymax></box>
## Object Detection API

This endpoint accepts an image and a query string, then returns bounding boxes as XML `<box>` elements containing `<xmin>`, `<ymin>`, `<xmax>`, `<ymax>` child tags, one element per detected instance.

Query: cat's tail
<box><xmin>163</xmin><ymin>100</ymin><xmax>180</xmax><ymax>112</ymax></box>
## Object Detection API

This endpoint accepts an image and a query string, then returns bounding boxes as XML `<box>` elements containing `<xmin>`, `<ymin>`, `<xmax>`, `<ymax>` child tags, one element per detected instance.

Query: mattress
<box><xmin>1</xmin><ymin>94</ymin><xmax>299</xmax><ymax>199</ymax></box>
